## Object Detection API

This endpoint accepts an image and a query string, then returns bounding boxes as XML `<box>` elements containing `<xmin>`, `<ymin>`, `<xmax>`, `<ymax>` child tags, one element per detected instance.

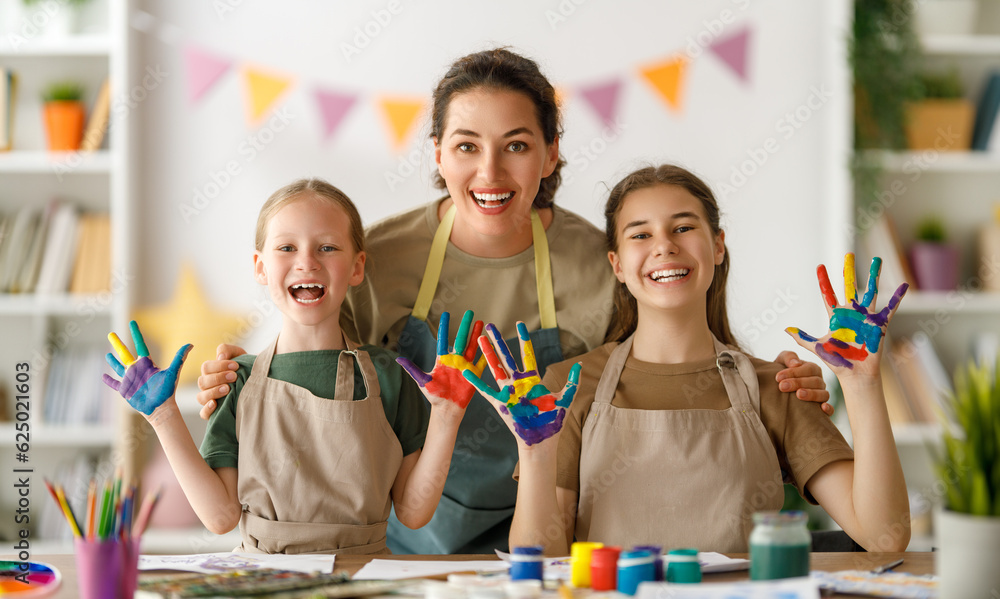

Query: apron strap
<box><xmin>333</xmin><ymin>348</ymin><xmax>383</xmax><ymax>403</ymax></box>
<box><xmin>410</xmin><ymin>203</ymin><xmax>558</xmax><ymax>329</ymax></box>
<box><xmin>593</xmin><ymin>335</ymin><xmax>633</xmax><ymax>405</ymax></box>
<box><xmin>712</xmin><ymin>336</ymin><xmax>761</xmax><ymax>414</ymax></box>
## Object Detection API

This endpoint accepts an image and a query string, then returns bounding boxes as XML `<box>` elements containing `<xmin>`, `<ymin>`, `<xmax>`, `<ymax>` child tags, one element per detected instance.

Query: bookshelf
<box><xmin>0</xmin><ymin>0</ymin><xmax>133</xmax><ymax>551</ymax></box>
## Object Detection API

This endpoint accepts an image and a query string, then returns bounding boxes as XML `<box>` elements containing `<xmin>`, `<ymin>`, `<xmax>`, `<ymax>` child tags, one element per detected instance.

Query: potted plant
<box><xmin>41</xmin><ymin>82</ymin><xmax>85</xmax><ymax>152</ymax></box>
<box><xmin>934</xmin><ymin>358</ymin><xmax>1000</xmax><ymax>598</ymax></box>
<box><xmin>905</xmin><ymin>68</ymin><xmax>975</xmax><ymax>150</ymax></box>
<box><xmin>908</xmin><ymin>215</ymin><xmax>960</xmax><ymax>290</ymax></box>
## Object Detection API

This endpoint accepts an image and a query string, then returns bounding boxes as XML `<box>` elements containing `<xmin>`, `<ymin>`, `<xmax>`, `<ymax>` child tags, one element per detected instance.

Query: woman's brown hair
<box><xmin>430</xmin><ymin>48</ymin><xmax>565</xmax><ymax>209</ymax></box>
<box><xmin>604</xmin><ymin>164</ymin><xmax>737</xmax><ymax>347</ymax></box>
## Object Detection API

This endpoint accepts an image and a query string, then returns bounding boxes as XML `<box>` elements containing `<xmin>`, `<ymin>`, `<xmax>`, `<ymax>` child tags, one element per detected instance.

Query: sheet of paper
<box><xmin>698</xmin><ymin>551</ymin><xmax>749</xmax><ymax>573</ymax></box>
<box><xmin>138</xmin><ymin>552</ymin><xmax>336</xmax><ymax>574</ymax></box>
<box><xmin>637</xmin><ymin>577</ymin><xmax>820</xmax><ymax>599</ymax></box>
<box><xmin>352</xmin><ymin>559</ymin><xmax>508</xmax><ymax>580</ymax></box>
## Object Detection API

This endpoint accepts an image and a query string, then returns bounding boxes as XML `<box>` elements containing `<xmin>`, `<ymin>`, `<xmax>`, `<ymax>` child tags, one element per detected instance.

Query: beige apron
<box><xmin>576</xmin><ymin>334</ymin><xmax>784</xmax><ymax>552</ymax></box>
<box><xmin>234</xmin><ymin>336</ymin><xmax>403</xmax><ymax>554</ymax></box>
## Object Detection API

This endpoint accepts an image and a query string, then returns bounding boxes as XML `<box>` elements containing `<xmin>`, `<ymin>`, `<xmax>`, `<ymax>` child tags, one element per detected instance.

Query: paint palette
<box><xmin>0</xmin><ymin>561</ymin><xmax>61</xmax><ymax>597</ymax></box>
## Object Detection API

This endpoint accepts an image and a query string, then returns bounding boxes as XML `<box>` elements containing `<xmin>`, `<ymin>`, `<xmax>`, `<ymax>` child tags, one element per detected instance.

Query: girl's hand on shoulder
<box><xmin>774</xmin><ymin>351</ymin><xmax>834</xmax><ymax>416</ymax></box>
<box><xmin>464</xmin><ymin>321</ymin><xmax>581</xmax><ymax>449</ymax></box>
<box><xmin>102</xmin><ymin>320</ymin><xmax>192</xmax><ymax>422</ymax></box>
<box><xmin>397</xmin><ymin>310</ymin><xmax>487</xmax><ymax>418</ymax></box>
<box><xmin>786</xmin><ymin>253</ymin><xmax>907</xmax><ymax>379</ymax></box>
<box><xmin>195</xmin><ymin>343</ymin><xmax>246</xmax><ymax>420</ymax></box>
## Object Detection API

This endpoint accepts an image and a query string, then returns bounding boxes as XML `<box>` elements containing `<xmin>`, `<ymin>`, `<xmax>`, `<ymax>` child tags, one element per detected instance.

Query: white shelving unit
<box><xmin>0</xmin><ymin>0</ymin><xmax>133</xmax><ymax>551</ymax></box>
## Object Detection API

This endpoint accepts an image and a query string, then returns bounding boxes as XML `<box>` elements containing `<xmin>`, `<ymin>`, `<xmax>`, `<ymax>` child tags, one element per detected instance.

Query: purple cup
<box><xmin>74</xmin><ymin>537</ymin><xmax>140</xmax><ymax>599</ymax></box>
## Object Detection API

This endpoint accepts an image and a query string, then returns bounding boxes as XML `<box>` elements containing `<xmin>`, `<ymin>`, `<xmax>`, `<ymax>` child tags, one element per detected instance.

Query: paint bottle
<box><xmin>616</xmin><ymin>550</ymin><xmax>656</xmax><ymax>595</ymax></box>
<box><xmin>509</xmin><ymin>546</ymin><xmax>544</xmax><ymax>581</ymax></box>
<box><xmin>979</xmin><ymin>204</ymin><xmax>1000</xmax><ymax>292</ymax></box>
<box><xmin>589</xmin><ymin>546</ymin><xmax>621</xmax><ymax>591</ymax></box>
<box><xmin>664</xmin><ymin>548</ymin><xmax>701</xmax><ymax>583</ymax></box>
<box><xmin>631</xmin><ymin>545</ymin><xmax>663</xmax><ymax>581</ymax></box>
<box><xmin>569</xmin><ymin>541</ymin><xmax>603</xmax><ymax>587</ymax></box>
<box><xmin>749</xmin><ymin>510</ymin><xmax>810</xmax><ymax>580</ymax></box>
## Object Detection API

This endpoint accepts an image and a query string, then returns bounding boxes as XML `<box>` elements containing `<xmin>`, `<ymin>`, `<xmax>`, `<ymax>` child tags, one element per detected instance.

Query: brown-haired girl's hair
<box><xmin>604</xmin><ymin>164</ymin><xmax>737</xmax><ymax>348</ymax></box>
<box><xmin>430</xmin><ymin>47</ymin><xmax>565</xmax><ymax>209</ymax></box>
<box><xmin>255</xmin><ymin>178</ymin><xmax>365</xmax><ymax>255</ymax></box>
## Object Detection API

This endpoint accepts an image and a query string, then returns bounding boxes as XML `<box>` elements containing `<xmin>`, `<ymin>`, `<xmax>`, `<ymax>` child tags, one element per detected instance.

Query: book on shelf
<box><xmin>34</xmin><ymin>202</ymin><xmax>80</xmax><ymax>294</ymax></box>
<box><xmin>15</xmin><ymin>200</ymin><xmax>58</xmax><ymax>293</ymax></box>
<box><xmin>0</xmin><ymin>67</ymin><xmax>15</xmax><ymax>151</ymax></box>
<box><xmin>42</xmin><ymin>346</ymin><xmax>115</xmax><ymax>426</ymax></box>
<box><xmin>886</xmin><ymin>334</ymin><xmax>953</xmax><ymax>425</ymax></box>
<box><xmin>69</xmin><ymin>212</ymin><xmax>111</xmax><ymax>293</ymax></box>
<box><xmin>80</xmin><ymin>78</ymin><xmax>111</xmax><ymax>153</ymax></box>
<box><xmin>972</xmin><ymin>70</ymin><xmax>1000</xmax><ymax>151</ymax></box>
<box><xmin>0</xmin><ymin>205</ymin><xmax>41</xmax><ymax>293</ymax></box>
<box><xmin>863</xmin><ymin>213</ymin><xmax>917</xmax><ymax>291</ymax></box>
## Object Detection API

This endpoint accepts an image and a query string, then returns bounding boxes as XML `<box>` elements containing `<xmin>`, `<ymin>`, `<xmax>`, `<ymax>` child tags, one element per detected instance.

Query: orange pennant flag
<box><xmin>639</xmin><ymin>56</ymin><xmax>689</xmax><ymax>113</ymax></box>
<box><xmin>378</xmin><ymin>96</ymin><xmax>426</xmax><ymax>150</ymax></box>
<box><xmin>241</xmin><ymin>66</ymin><xmax>293</xmax><ymax>126</ymax></box>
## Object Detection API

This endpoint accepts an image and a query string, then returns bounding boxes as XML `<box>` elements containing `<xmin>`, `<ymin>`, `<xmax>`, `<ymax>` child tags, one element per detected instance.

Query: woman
<box><xmin>196</xmin><ymin>48</ymin><xmax>831</xmax><ymax>554</ymax></box>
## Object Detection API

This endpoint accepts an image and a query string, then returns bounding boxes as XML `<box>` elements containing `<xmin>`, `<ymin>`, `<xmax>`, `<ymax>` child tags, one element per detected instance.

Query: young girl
<box><xmin>193</xmin><ymin>49</ymin><xmax>833</xmax><ymax>555</ymax></box>
<box><xmin>102</xmin><ymin>179</ymin><xmax>475</xmax><ymax>554</ymax></box>
<box><xmin>467</xmin><ymin>164</ymin><xmax>911</xmax><ymax>553</ymax></box>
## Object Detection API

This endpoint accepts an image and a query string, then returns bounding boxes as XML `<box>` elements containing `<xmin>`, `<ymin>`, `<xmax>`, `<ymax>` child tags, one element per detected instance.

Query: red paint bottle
<box><xmin>589</xmin><ymin>546</ymin><xmax>622</xmax><ymax>591</ymax></box>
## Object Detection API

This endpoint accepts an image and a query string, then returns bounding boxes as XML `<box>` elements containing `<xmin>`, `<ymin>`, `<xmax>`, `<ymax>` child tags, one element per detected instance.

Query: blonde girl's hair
<box><xmin>604</xmin><ymin>164</ymin><xmax>738</xmax><ymax>348</ymax></box>
<box><xmin>254</xmin><ymin>178</ymin><xmax>365</xmax><ymax>254</ymax></box>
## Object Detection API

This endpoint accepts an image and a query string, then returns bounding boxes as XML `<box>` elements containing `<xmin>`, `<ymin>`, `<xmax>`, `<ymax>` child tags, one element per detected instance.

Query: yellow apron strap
<box><xmin>531</xmin><ymin>209</ymin><xmax>557</xmax><ymax>330</ymax></box>
<box><xmin>411</xmin><ymin>204</ymin><xmax>558</xmax><ymax>330</ymax></box>
<box><xmin>412</xmin><ymin>204</ymin><xmax>457</xmax><ymax>321</ymax></box>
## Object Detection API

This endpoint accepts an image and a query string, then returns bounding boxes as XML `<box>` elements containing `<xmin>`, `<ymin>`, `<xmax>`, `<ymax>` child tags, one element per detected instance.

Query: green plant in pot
<box><xmin>934</xmin><ymin>358</ymin><xmax>1000</xmax><ymax>598</ymax></box>
<box><xmin>905</xmin><ymin>68</ymin><xmax>975</xmax><ymax>151</ymax></box>
<box><xmin>41</xmin><ymin>81</ymin><xmax>85</xmax><ymax>152</ymax></box>
<box><xmin>908</xmin><ymin>215</ymin><xmax>959</xmax><ymax>291</ymax></box>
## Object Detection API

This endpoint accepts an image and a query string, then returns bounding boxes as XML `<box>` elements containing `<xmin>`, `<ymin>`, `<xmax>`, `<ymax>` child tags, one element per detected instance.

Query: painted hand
<box><xmin>396</xmin><ymin>310</ymin><xmax>487</xmax><ymax>410</ymax></box>
<box><xmin>464</xmin><ymin>322</ymin><xmax>581</xmax><ymax>446</ymax></box>
<box><xmin>102</xmin><ymin>320</ymin><xmax>192</xmax><ymax>416</ymax></box>
<box><xmin>786</xmin><ymin>254</ymin><xmax>907</xmax><ymax>375</ymax></box>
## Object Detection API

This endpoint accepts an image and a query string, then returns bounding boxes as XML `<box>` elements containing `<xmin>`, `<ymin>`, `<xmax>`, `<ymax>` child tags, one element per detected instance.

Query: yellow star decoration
<box><xmin>132</xmin><ymin>263</ymin><xmax>245</xmax><ymax>386</ymax></box>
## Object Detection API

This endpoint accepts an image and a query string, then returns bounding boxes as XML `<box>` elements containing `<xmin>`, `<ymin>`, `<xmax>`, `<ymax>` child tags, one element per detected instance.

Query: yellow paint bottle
<box><xmin>570</xmin><ymin>541</ymin><xmax>604</xmax><ymax>588</ymax></box>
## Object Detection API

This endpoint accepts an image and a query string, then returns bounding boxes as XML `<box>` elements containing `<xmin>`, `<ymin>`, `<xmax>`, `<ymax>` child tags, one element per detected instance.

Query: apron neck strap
<box><xmin>410</xmin><ymin>203</ymin><xmax>557</xmax><ymax>329</ymax></box>
<box><xmin>247</xmin><ymin>333</ymin><xmax>379</xmax><ymax>401</ymax></box>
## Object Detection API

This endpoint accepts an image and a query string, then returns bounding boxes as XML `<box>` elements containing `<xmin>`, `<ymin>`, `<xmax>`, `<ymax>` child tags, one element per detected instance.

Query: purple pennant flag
<box><xmin>579</xmin><ymin>78</ymin><xmax>623</xmax><ymax>130</ymax></box>
<box><xmin>709</xmin><ymin>26</ymin><xmax>752</xmax><ymax>84</ymax></box>
<box><xmin>184</xmin><ymin>45</ymin><xmax>232</xmax><ymax>104</ymax></box>
<box><xmin>314</xmin><ymin>88</ymin><xmax>358</xmax><ymax>141</ymax></box>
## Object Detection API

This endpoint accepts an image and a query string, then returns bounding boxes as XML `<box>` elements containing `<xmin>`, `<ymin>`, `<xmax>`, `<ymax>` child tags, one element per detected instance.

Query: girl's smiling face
<box><xmin>254</xmin><ymin>194</ymin><xmax>365</xmax><ymax>329</ymax></box>
<box><xmin>434</xmin><ymin>88</ymin><xmax>559</xmax><ymax>256</ymax></box>
<box><xmin>609</xmin><ymin>184</ymin><xmax>726</xmax><ymax>316</ymax></box>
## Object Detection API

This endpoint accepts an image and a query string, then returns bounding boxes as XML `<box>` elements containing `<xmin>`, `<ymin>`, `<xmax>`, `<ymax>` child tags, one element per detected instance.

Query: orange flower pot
<box><xmin>43</xmin><ymin>100</ymin><xmax>85</xmax><ymax>151</ymax></box>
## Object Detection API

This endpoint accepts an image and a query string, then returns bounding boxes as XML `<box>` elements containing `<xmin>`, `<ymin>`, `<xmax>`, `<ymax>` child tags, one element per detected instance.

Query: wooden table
<box><xmin>2</xmin><ymin>552</ymin><xmax>934</xmax><ymax>598</ymax></box>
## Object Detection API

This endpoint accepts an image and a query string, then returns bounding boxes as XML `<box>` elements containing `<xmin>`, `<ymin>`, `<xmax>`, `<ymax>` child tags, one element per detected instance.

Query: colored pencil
<box><xmin>54</xmin><ymin>483</ymin><xmax>82</xmax><ymax>538</ymax></box>
<box><xmin>86</xmin><ymin>479</ymin><xmax>96</xmax><ymax>540</ymax></box>
<box><xmin>98</xmin><ymin>479</ymin><xmax>112</xmax><ymax>540</ymax></box>
<box><xmin>132</xmin><ymin>486</ymin><xmax>162</xmax><ymax>539</ymax></box>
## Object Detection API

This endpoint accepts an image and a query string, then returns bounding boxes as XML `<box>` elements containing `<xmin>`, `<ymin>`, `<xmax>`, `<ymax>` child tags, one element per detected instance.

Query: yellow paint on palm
<box><xmin>832</xmin><ymin>328</ymin><xmax>857</xmax><ymax>344</ymax></box>
<box><xmin>108</xmin><ymin>332</ymin><xmax>136</xmax><ymax>366</ymax></box>
<box><xmin>438</xmin><ymin>355</ymin><xmax>467</xmax><ymax>370</ymax></box>
<box><xmin>843</xmin><ymin>253</ymin><xmax>857</xmax><ymax>303</ymax></box>
<box><xmin>512</xmin><ymin>378</ymin><xmax>539</xmax><ymax>403</ymax></box>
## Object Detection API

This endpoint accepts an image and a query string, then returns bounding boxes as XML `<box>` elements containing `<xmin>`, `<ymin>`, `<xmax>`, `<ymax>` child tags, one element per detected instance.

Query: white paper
<box><xmin>138</xmin><ymin>552</ymin><xmax>336</xmax><ymax>574</ymax></box>
<box><xmin>698</xmin><ymin>551</ymin><xmax>749</xmax><ymax>573</ymax></box>
<box><xmin>637</xmin><ymin>577</ymin><xmax>820</xmax><ymax>599</ymax></box>
<box><xmin>352</xmin><ymin>559</ymin><xmax>508</xmax><ymax>580</ymax></box>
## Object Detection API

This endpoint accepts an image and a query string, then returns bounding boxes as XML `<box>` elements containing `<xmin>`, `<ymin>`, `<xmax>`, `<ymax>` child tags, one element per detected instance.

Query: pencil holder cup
<box><xmin>74</xmin><ymin>537</ymin><xmax>140</xmax><ymax>599</ymax></box>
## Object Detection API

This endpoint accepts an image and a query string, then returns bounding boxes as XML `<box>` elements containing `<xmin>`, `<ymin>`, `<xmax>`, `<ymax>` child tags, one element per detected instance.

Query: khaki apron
<box><xmin>577</xmin><ymin>334</ymin><xmax>784</xmax><ymax>552</ymax></box>
<box><xmin>388</xmin><ymin>204</ymin><xmax>565</xmax><ymax>554</ymax></box>
<box><xmin>235</xmin><ymin>336</ymin><xmax>402</xmax><ymax>554</ymax></box>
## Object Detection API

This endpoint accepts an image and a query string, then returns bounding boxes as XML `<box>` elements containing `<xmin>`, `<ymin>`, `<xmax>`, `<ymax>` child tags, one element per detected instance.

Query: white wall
<box><xmin>133</xmin><ymin>0</ymin><xmax>851</xmax><ymax>361</ymax></box>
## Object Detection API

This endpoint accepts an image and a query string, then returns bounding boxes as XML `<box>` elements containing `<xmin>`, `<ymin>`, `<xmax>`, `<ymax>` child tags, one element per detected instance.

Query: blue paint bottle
<box><xmin>509</xmin><ymin>546</ymin><xmax>544</xmax><ymax>581</ymax></box>
<box><xmin>632</xmin><ymin>545</ymin><xmax>663</xmax><ymax>581</ymax></box>
<box><xmin>616</xmin><ymin>550</ymin><xmax>655</xmax><ymax>595</ymax></box>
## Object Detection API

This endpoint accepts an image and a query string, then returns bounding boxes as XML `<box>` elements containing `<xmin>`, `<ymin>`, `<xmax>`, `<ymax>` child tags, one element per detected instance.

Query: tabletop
<box><xmin>2</xmin><ymin>551</ymin><xmax>933</xmax><ymax>598</ymax></box>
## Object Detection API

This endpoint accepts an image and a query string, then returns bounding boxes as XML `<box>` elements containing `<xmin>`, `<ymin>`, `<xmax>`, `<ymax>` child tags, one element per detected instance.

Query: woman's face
<box><xmin>435</xmin><ymin>88</ymin><xmax>559</xmax><ymax>254</ymax></box>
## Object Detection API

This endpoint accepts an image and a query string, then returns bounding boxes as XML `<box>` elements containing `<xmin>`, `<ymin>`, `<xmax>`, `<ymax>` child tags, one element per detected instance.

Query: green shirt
<box><xmin>199</xmin><ymin>346</ymin><xmax>428</xmax><ymax>469</ymax></box>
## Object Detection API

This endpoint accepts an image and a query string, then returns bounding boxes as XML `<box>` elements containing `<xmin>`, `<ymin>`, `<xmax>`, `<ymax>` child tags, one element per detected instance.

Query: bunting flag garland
<box><xmin>314</xmin><ymin>88</ymin><xmax>358</xmax><ymax>141</ymax></box>
<box><xmin>241</xmin><ymin>65</ymin><xmax>293</xmax><ymax>126</ymax></box>
<box><xmin>183</xmin><ymin>45</ymin><xmax>232</xmax><ymax>104</ymax></box>
<box><xmin>708</xmin><ymin>26</ymin><xmax>752</xmax><ymax>84</ymax></box>
<box><xmin>377</xmin><ymin>96</ymin><xmax>426</xmax><ymax>151</ymax></box>
<box><xmin>181</xmin><ymin>21</ymin><xmax>753</xmax><ymax>148</ymax></box>
<box><xmin>579</xmin><ymin>78</ymin><xmax>623</xmax><ymax>130</ymax></box>
<box><xmin>639</xmin><ymin>55</ymin><xmax>689</xmax><ymax>113</ymax></box>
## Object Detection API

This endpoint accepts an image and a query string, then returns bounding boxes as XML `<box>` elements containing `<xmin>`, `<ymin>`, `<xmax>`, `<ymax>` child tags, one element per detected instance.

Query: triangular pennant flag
<box><xmin>709</xmin><ymin>26</ymin><xmax>752</xmax><ymax>83</ymax></box>
<box><xmin>184</xmin><ymin>45</ymin><xmax>232</xmax><ymax>104</ymax></box>
<box><xmin>639</xmin><ymin>56</ymin><xmax>689</xmax><ymax>113</ymax></box>
<box><xmin>378</xmin><ymin>96</ymin><xmax>426</xmax><ymax>150</ymax></box>
<box><xmin>579</xmin><ymin>78</ymin><xmax>624</xmax><ymax>129</ymax></box>
<box><xmin>241</xmin><ymin>66</ymin><xmax>293</xmax><ymax>126</ymax></box>
<box><xmin>314</xmin><ymin>88</ymin><xmax>358</xmax><ymax>142</ymax></box>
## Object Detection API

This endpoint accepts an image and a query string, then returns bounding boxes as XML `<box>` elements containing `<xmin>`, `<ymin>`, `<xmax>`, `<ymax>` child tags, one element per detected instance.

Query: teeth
<box><xmin>649</xmin><ymin>269</ymin><xmax>689</xmax><ymax>282</ymax></box>
<box><xmin>472</xmin><ymin>192</ymin><xmax>513</xmax><ymax>203</ymax></box>
<box><xmin>291</xmin><ymin>283</ymin><xmax>325</xmax><ymax>289</ymax></box>
<box><xmin>295</xmin><ymin>297</ymin><xmax>321</xmax><ymax>304</ymax></box>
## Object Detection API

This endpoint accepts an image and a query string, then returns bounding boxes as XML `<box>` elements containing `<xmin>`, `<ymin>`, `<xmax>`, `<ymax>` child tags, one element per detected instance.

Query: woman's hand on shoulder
<box><xmin>465</xmin><ymin>321</ymin><xmax>580</xmax><ymax>449</ymax></box>
<box><xmin>195</xmin><ymin>343</ymin><xmax>246</xmax><ymax>420</ymax></box>
<box><xmin>774</xmin><ymin>351</ymin><xmax>833</xmax><ymax>416</ymax></box>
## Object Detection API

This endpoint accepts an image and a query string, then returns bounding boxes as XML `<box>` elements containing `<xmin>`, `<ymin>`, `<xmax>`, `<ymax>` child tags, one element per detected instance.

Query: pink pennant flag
<box><xmin>708</xmin><ymin>26</ymin><xmax>752</xmax><ymax>84</ymax></box>
<box><xmin>314</xmin><ymin>88</ymin><xmax>358</xmax><ymax>141</ymax></box>
<box><xmin>579</xmin><ymin>78</ymin><xmax>623</xmax><ymax>130</ymax></box>
<box><xmin>184</xmin><ymin>45</ymin><xmax>232</xmax><ymax>104</ymax></box>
